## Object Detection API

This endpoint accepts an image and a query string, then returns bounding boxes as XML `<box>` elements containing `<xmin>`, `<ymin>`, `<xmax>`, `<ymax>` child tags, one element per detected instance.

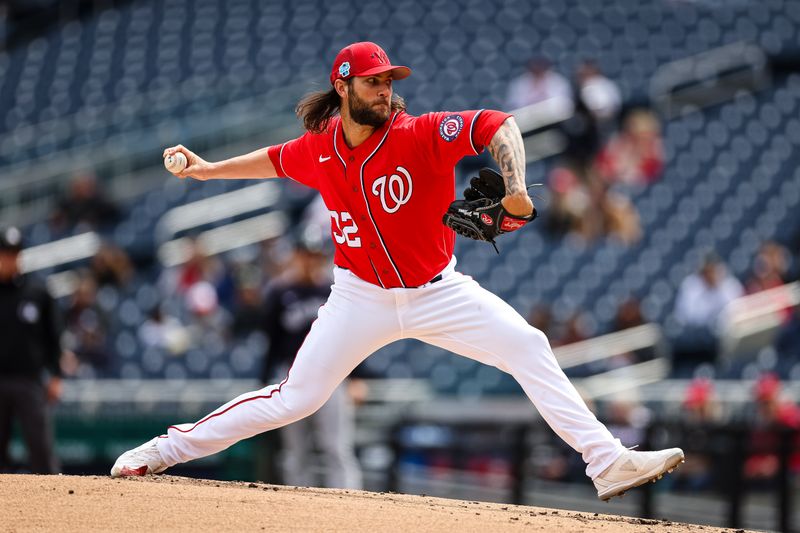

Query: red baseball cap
<box><xmin>329</xmin><ymin>42</ymin><xmax>411</xmax><ymax>85</ymax></box>
<box><xmin>754</xmin><ymin>372</ymin><xmax>781</xmax><ymax>401</ymax></box>
<box><xmin>683</xmin><ymin>378</ymin><xmax>713</xmax><ymax>409</ymax></box>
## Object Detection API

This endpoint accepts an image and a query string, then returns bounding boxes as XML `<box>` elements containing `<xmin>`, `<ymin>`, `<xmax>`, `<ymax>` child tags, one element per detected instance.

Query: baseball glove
<box><xmin>442</xmin><ymin>168</ymin><xmax>537</xmax><ymax>253</ymax></box>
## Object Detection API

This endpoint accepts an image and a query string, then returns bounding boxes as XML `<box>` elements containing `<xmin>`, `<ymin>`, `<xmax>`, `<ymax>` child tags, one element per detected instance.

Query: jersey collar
<box><xmin>335</xmin><ymin>111</ymin><xmax>397</xmax><ymax>159</ymax></box>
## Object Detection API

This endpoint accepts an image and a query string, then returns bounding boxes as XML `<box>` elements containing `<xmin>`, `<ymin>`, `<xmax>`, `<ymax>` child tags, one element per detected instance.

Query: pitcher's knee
<box><xmin>529</xmin><ymin>326</ymin><xmax>552</xmax><ymax>348</ymax></box>
<box><xmin>281</xmin><ymin>392</ymin><xmax>329</xmax><ymax>422</ymax></box>
<box><xmin>510</xmin><ymin>325</ymin><xmax>551</xmax><ymax>354</ymax></box>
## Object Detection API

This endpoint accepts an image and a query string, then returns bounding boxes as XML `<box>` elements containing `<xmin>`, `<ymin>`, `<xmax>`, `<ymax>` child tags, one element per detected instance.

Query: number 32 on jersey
<box><xmin>329</xmin><ymin>211</ymin><xmax>361</xmax><ymax>247</ymax></box>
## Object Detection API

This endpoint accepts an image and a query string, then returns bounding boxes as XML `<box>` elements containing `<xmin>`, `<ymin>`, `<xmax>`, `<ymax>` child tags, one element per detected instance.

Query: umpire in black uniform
<box><xmin>0</xmin><ymin>226</ymin><xmax>64</xmax><ymax>473</ymax></box>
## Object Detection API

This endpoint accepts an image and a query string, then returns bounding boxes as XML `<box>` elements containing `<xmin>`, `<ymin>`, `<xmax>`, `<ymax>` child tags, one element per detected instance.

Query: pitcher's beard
<box><xmin>348</xmin><ymin>92</ymin><xmax>390</xmax><ymax>127</ymax></box>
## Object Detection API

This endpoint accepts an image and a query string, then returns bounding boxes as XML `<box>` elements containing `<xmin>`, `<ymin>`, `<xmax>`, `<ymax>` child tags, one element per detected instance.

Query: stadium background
<box><xmin>1</xmin><ymin>0</ymin><xmax>799</xmax><ymax>531</ymax></box>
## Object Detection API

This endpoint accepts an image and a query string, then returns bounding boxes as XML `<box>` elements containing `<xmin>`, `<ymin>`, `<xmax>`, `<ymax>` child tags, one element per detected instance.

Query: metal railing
<box><xmin>650</xmin><ymin>41</ymin><xmax>770</xmax><ymax>117</ymax></box>
<box><xmin>0</xmin><ymin>80</ymin><xmax>305</xmax><ymax>227</ymax></box>
<box><xmin>718</xmin><ymin>281</ymin><xmax>800</xmax><ymax>360</ymax></box>
<box><xmin>553</xmin><ymin>323</ymin><xmax>666</xmax><ymax>369</ymax></box>
<box><xmin>157</xmin><ymin>211</ymin><xmax>288</xmax><ymax>267</ymax></box>
<box><xmin>57</xmin><ymin>378</ymin><xmax>433</xmax><ymax>416</ymax></box>
<box><xmin>155</xmin><ymin>182</ymin><xmax>281</xmax><ymax>242</ymax></box>
<box><xmin>19</xmin><ymin>231</ymin><xmax>100</xmax><ymax>274</ymax></box>
<box><xmin>510</xmin><ymin>96</ymin><xmax>574</xmax><ymax>164</ymax></box>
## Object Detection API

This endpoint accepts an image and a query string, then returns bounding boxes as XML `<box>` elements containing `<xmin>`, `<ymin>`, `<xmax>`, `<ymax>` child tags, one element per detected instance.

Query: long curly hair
<box><xmin>295</xmin><ymin>80</ymin><xmax>407</xmax><ymax>134</ymax></box>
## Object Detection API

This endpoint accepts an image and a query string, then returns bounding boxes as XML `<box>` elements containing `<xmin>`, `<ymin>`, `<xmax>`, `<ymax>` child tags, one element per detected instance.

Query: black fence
<box><xmin>388</xmin><ymin>419</ymin><xmax>799</xmax><ymax>532</ymax></box>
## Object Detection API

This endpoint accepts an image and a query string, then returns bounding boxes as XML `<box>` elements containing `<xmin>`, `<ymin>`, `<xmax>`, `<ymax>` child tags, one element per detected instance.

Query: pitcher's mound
<box><xmin>0</xmin><ymin>474</ymin><xmax>739</xmax><ymax>532</ymax></box>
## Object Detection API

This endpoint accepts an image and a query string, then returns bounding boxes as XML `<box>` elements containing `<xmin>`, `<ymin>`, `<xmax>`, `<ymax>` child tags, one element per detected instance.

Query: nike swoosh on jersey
<box><xmin>319</xmin><ymin>155</ymin><xmax>331</xmax><ymax>162</ymax></box>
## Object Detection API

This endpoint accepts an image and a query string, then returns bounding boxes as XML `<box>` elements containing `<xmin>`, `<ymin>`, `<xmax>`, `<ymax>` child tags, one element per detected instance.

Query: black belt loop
<box><xmin>412</xmin><ymin>273</ymin><xmax>442</xmax><ymax>288</ymax></box>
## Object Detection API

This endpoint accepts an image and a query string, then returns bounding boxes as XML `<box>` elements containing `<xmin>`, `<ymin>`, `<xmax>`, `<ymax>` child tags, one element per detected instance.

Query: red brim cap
<box><xmin>357</xmin><ymin>64</ymin><xmax>411</xmax><ymax>80</ymax></box>
<box><xmin>330</xmin><ymin>41</ymin><xmax>412</xmax><ymax>85</ymax></box>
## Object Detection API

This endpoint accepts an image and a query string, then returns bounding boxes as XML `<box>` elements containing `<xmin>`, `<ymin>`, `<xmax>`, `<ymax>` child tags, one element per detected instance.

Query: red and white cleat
<box><xmin>110</xmin><ymin>437</ymin><xmax>168</xmax><ymax>478</ymax></box>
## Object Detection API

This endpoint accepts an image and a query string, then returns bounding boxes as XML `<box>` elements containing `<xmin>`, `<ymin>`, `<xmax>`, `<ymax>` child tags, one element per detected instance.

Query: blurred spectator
<box><xmin>774</xmin><ymin>304</ymin><xmax>800</xmax><ymax>366</ymax></box>
<box><xmin>89</xmin><ymin>242</ymin><xmax>133</xmax><ymax>288</ymax></box>
<box><xmin>583</xmin><ymin>179</ymin><xmax>642</xmax><ymax>245</ymax></box>
<box><xmin>160</xmin><ymin>238</ymin><xmax>211</xmax><ymax>294</ymax></box>
<box><xmin>0</xmin><ymin>226</ymin><xmax>63</xmax><ymax>474</ymax></box>
<box><xmin>672</xmin><ymin>253</ymin><xmax>743</xmax><ymax>372</ymax></box>
<box><xmin>606</xmin><ymin>297</ymin><xmax>652</xmax><ymax>368</ymax></box>
<box><xmin>553</xmin><ymin>310</ymin><xmax>590</xmax><ymax>347</ymax></box>
<box><xmin>256</xmin><ymin>237</ymin><xmax>292</xmax><ymax>283</ymax></box>
<box><xmin>673</xmin><ymin>378</ymin><xmax>718</xmax><ymax>491</ymax></box>
<box><xmin>184</xmin><ymin>280</ymin><xmax>231</xmax><ymax>341</ymax></box>
<box><xmin>560</xmin><ymin>97</ymin><xmax>601</xmax><ymax>173</ymax></box>
<box><xmin>227</xmin><ymin>251</ymin><xmax>270</xmax><ymax>338</ymax></box>
<box><xmin>505</xmin><ymin>57</ymin><xmax>573</xmax><ymax>111</ymax></box>
<box><xmin>745</xmin><ymin>241</ymin><xmax>790</xmax><ymax>294</ymax></box>
<box><xmin>138</xmin><ymin>305</ymin><xmax>190</xmax><ymax>355</ymax></box>
<box><xmin>744</xmin><ymin>373</ymin><xmax>800</xmax><ymax>483</ymax></box>
<box><xmin>595</xmin><ymin>108</ymin><xmax>664</xmax><ymax>185</ymax></box>
<box><xmin>231</xmin><ymin>281</ymin><xmax>265</xmax><ymax>338</ymax></box>
<box><xmin>0</xmin><ymin>5</ymin><xmax>7</xmax><ymax>50</ymax></box>
<box><xmin>543</xmin><ymin>166</ymin><xmax>589</xmax><ymax>238</ymax></box>
<box><xmin>752</xmin><ymin>373</ymin><xmax>800</xmax><ymax>428</ymax></box>
<box><xmin>62</xmin><ymin>274</ymin><xmax>111</xmax><ymax>375</ymax></box>
<box><xmin>790</xmin><ymin>225</ymin><xmax>800</xmax><ymax>282</ymax></box>
<box><xmin>576</xmin><ymin>60</ymin><xmax>622</xmax><ymax>126</ymax></box>
<box><xmin>613</xmin><ymin>297</ymin><xmax>646</xmax><ymax>332</ymax></box>
<box><xmin>159</xmin><ymin>237</ymin><xmax>232</xmax><ymax>304</ymax></box>
<box><xmin>543</xmin><ymin>166</ymin><xmax>641</xmax><ymax>245</ymax></box>
<box><xmin>49</xmin><ymin>172</ymin><xmax>120</xmax><ymax>235</ymax></box>
<box><xmin>602</xmin><ymin>394</ymin><xmax>650</xmax><ymax>449</ymax></box>
<box><xmin>682</xmin><ymin>378</ymin><xmax>720</xmax><ymax>424</ymax></box>
<box><xmin>260</xmin><ymin>236</ymin><xmax>362</xmax><ymax>490</ymax></box>
<box><xmin>527</xmin><ymin>304</ymin><xmax>554</xmax><ymax>338</ymax></box>
<box><xmin>302</xmin><ymin>195</ymin><xmax>334</xmax><ymax>240</ymax></box>
<box><xmin>674</xmin><ymin>253</ymin><xmax>744</xmax><ymax>329</ymax></box>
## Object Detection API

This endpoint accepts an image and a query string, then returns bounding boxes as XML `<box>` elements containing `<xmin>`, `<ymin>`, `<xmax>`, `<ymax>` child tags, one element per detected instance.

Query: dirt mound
<box><xmin>0</xmin><ymin>474</ymin><xmax>743</xmax><ymax>532</ymax></box>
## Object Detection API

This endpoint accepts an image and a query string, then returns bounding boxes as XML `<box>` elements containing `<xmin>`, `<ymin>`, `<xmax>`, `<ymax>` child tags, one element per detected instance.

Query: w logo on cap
<box><xmin>371</xmin><ymin>50</ymin><xmax>388</xmax><ymax>64</ymax></box>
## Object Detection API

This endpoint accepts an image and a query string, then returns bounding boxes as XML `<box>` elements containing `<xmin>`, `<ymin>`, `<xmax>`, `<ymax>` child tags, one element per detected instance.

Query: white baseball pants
<box><xmin>157</xmin><ymin>259</ymin><xmax>626</xmax><ymax>479</ymax></box>
<box><xmin>279</xmin><ymin>378</ymin><xmax>362</xmax><ymax>489</ymax></box>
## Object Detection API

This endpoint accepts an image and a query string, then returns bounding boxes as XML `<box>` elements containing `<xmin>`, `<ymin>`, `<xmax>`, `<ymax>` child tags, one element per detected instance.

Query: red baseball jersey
<box><xmin>267</xmin><ymin>109</ymin><xmax>511</xmax><ymax>288</ymax></box>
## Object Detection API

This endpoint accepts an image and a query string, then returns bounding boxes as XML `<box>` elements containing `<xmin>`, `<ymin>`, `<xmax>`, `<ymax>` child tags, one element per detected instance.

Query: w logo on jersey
<box><xmin>372</xmin><ymin>166</ymin><xmax>413</xmax><ymax>214</ymax></box>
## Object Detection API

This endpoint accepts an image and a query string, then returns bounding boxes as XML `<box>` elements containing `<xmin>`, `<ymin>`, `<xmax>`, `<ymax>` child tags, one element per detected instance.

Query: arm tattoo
<box><xmin>487</xmin><ymin>118</ymin><xmax>526</xmax><ymax>196</ymax></box>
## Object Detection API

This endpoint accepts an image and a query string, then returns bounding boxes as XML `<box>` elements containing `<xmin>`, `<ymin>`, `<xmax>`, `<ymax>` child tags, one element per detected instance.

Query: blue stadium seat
<box><xmin>4</xmin><ymin>0</ymin><xmax>800</xmax><ymax>389</ymax></box>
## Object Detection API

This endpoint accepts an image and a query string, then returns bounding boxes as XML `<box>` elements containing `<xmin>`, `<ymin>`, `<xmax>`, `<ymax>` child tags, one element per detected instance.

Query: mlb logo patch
<box><xmin>439</xmin><ymin>114</ymin><xmax>464</xmax><ymax>142</ymax></box>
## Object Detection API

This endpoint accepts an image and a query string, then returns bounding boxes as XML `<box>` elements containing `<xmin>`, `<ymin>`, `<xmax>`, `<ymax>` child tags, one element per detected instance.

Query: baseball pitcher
<box><xmin>112</xmin><ymin>42</ymin><xmax>683</xmax><ymax>501</ymax></box>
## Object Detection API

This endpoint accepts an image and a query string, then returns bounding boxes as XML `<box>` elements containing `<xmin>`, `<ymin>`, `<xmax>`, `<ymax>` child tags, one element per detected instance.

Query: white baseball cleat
<box><xmin>593</xmin><ymin>447</ymin><xmax>684</xmax><ymax>501</ymax></box>
<box><xmin>110</xmin><ymin>437</ymin><xmax>168</xmax><ymax>477</ymax></box>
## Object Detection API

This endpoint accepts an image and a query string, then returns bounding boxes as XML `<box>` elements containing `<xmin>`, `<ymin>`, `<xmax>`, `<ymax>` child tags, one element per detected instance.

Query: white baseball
<box><xmin>164</xmin><ymin>152</ymin><xmax>188</xmax><ymax>173</ymax></box>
